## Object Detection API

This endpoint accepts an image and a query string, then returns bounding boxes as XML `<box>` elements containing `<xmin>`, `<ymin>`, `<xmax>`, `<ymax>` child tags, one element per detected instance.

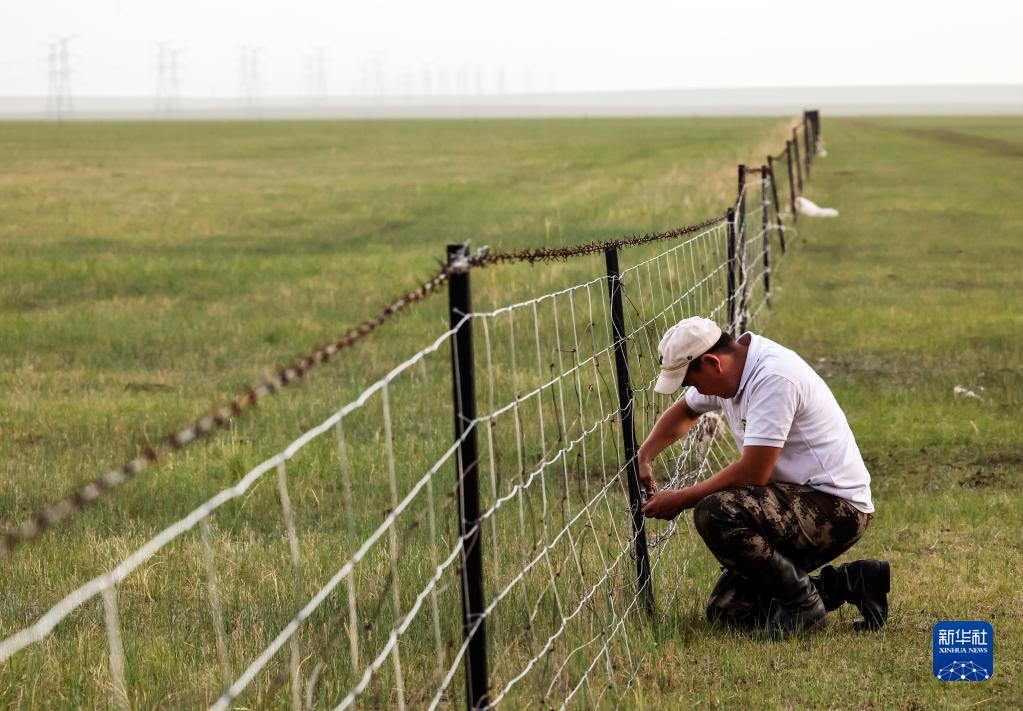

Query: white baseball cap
<box><xmin>653</xmin><ymin>317</ymin><xmax>723</xmax><ymax>395</ymax></box>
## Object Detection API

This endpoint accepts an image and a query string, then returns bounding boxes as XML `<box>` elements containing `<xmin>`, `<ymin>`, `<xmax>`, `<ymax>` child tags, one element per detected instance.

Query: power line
<box><xmin>521</xmin><ymin>66</ymin><xmax>534</xmax><ymax>94</ymax></box>
<box><xmin>496</xmin><ymin>65</ymin><xmax>507</xmax><ymax>95</ymax></box>
<box><xmin>419</xmin><ymin>62</ymin><xmax>432</xmax><ymax>97</ymax></box>
<box><xmin>305</xmin><ymin>47</ymin><xmax>327</xmax><ymax>106</ymax></box>
<box><xmin>46</xmin><ymin>35</ymin><xmax>75</xmax><ymax>121</ymax></box>
<box><xmin>154</xmin><ymin>42</ymin><xmax>183</xmax><ymax>117</ymax></box>
<box><xmin>373</xmin><ymin>51</ymin><xmax>385</xmax><ymax>99</ymax></box>
<box><xmin>239</xmin><ymin>45</ymin><xmax>262</xmax><ymax>115</ymax></box>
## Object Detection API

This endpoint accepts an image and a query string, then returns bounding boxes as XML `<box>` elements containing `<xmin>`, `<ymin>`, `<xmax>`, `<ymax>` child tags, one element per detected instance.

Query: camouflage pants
<box><xmin>692</xmin><ymin>482</ymin><xmax>871</xmax><ymax>629</ymax></box>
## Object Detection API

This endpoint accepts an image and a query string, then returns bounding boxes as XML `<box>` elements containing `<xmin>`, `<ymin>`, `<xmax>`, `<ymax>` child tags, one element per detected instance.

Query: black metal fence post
<box><xmin>791</xmin><ymin>127</ymin><xmax>803</xmax><ymax>193</ymax></box>
<box><xmin>446</xmin><ymin>244</ymin><xmax>490</xmax><ymax>711</ymax></box>
<box><xmin>761</xmin><ymin>164</ymin><xmax>771</xmax><ymax>309</ymax></box>
<box><xmin>766</xmin><ymin>156</ymin><xmax>786</xmax><ymax>254</ymax></box>
<box><xmin>726</xmin><ymin>207</ymin><xmax>737</xmax><ymax>335</ymax></box>
<box><xmin>785</xmin><ymin>140</ymin><xmax>798</xmax><ymax>223</ymax></box>
<box><xmin>737</xmin><ymin>165</ymin><xmax>748</xmax><ymax>334</ymax></box>
<box><xmin>603</xmin><ymin>247</ymin><xmax>654</xmax><ymax>615</ymax></box>
<box><xmin>802</xmin><ymin>112</ymin><xmax>812</xmax><ymax>179</ymax></box>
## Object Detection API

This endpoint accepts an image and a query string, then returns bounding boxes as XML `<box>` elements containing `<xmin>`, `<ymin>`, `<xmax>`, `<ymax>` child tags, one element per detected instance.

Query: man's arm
<box><xmin>643</xmin><ymin>445</ymin><xmax>781</xmax><ymax>519</ymax></box>
<box><xmin>637</xmin><ymin>397</ymin><xmax>702</xmax><ymax>495</ymax></box>
<box><xmin>645</xmin><ymin>373</ymin><xmax>798</xmax><ymax>519</ymax></box>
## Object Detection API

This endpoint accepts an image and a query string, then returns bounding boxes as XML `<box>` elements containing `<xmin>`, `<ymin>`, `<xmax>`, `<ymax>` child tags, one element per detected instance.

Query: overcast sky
<box><xmin>3</xmin><ymin>0</ymin><xmax>1021</xmax><ymax>97</ymax></box>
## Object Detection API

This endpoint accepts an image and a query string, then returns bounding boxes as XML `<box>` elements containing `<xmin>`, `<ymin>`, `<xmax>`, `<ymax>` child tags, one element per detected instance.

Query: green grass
<box><xmin>1</xmin><ymin>116</ymin><xmax>1021</xmax><ymax>709</ymax></box>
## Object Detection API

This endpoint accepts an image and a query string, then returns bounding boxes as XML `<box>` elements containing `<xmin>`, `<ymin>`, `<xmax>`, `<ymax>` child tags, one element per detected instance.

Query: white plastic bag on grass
<box><xmin>795</xmin><ymin>196</ymin><xmax>839</xmax><ymax>218</ymax></box>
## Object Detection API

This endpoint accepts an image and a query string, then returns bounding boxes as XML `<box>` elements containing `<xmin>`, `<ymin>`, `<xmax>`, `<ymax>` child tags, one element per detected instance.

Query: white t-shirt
<box><xmin>685</xmin><ymin>333</ymin><xmax>874</xmax><ymax>514</ymax></box>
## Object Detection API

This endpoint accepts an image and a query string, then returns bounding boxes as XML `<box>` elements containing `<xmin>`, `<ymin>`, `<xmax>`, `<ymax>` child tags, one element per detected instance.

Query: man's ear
<box><xmin>699</xmin><ymin>353</ymin><xmax>722</xmax><ymax>373</ymax></box>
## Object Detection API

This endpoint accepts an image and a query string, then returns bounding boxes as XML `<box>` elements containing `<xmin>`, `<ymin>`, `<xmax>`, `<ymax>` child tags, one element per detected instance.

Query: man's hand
<box><xmin>637</xmin><ymin>400</ymin><xmax>700</xmax><ymax>496</ymax></box>
<box><xmin>638</xmin><ymin>459</ymin><xmax>657</xmax><ymax>497</ymax></box>
<box><xmin>643</xmin><ymin>489</ymin><xmax>690</xmax><ymax>520</ymax></box>
<box><xmin>644</xmin><ymin>446</ymin><xmax>782</xmax><ymax>521</ymax></box>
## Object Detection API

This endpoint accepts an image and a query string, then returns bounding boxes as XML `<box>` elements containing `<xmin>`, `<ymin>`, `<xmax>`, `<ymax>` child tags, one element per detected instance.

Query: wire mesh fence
<box><xmin>1</xmin><ymin>114</ymin><xmax>820</xmax><ymax>709</ymax></box>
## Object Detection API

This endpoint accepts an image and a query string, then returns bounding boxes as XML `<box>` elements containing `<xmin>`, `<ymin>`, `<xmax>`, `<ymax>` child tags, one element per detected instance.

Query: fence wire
<box><xmin>2</xmin><ymin>135</ymin><xmax>810</xmax><ymax>708</ymax></box>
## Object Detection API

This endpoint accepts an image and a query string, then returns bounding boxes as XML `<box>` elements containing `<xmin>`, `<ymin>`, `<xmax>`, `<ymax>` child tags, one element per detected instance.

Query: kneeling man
<box><xmin>639</xmin><ymin>317</ymin><xmax>889</xmax><ymax>638</ymax></box>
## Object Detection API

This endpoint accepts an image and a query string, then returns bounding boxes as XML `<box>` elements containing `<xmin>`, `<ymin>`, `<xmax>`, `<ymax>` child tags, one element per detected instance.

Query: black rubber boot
<box><xmin>757</xmin><ymin>551</ymin><xmax>827</xmax><ymax>640</ymax></box>
<box><xmin>706</xmin><ymin>569</ymin><xmax>772</xmax><ymax>631</ymax></box>
<box><xmin>810</xmin><ymin>560</ymin><xmax>890</xmax><ymax>631</ymax></box>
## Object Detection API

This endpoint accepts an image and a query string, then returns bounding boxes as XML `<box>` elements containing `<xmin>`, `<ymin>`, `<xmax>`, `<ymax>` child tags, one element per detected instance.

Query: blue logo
<box><xmin>933</xmin><ymin>621</ymin><xmax>993</xmax><ymax>682</ymax></box>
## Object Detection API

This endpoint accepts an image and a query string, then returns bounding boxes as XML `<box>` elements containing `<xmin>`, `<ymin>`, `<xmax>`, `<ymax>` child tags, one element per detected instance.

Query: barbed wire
<box><xmin>475</xmin><ymin>213</ymin><xmax>729</xmax><ymax>265</ymax></box>
<box><xmin>771</xmin><ymin>120</ymin><xmax>808</xmax><ymax>161</ymax></box>
<box><xmin>0</xmin><ymin>255</ymin><xmax>482</xmax><ymax>557</ymax></box>
<box><xmin>0</xmin><ymin>212</ymin><xmax>733</xmax><ymax>558</ymax></box>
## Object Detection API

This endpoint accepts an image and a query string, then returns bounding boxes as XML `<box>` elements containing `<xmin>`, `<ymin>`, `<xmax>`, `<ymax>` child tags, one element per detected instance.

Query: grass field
<box><xmin>1</xmin><ymin>115</ymin><xmax>1021</xmax><ymax>708</ymax></box>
